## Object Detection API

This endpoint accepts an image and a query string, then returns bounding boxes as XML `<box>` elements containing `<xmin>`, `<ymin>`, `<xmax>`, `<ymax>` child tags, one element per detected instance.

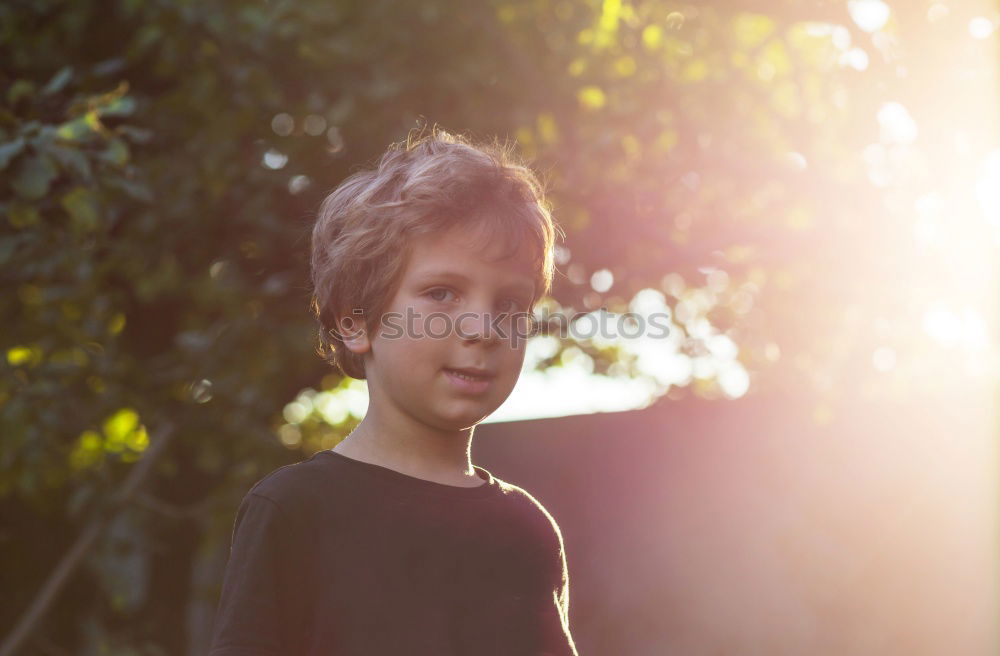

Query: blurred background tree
<box><xmin>1</xmin><ymin>0</ymin><xmax>996</xmax><ymax>654</ymax></box>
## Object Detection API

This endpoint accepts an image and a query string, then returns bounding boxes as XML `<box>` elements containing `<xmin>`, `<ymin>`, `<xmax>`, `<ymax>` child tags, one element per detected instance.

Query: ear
<box><xmin>335</xmin><ymin>308</ymin><xmax>371</xmax><ymax>355</ymax></box>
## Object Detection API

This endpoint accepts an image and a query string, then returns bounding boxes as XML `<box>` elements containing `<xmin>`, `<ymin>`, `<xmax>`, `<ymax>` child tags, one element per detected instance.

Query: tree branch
<box><xmin>0</xmin><ymin>420</ymin><xmax>176</xmax><ymax>656</ymax></box>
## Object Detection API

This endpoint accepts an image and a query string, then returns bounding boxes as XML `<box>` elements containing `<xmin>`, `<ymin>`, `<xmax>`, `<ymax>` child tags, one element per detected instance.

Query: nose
<box><xmin>456</xmin><ymin>307</ymin><xmax>500</xmax><ymax>345</ymax></box>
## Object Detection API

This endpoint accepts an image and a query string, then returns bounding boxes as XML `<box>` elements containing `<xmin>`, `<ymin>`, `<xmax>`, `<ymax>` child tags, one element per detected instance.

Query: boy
<box><xmin>208</xmin><ymin>127</ymin><xmax>579</xmax><ymax>655</ymax></box>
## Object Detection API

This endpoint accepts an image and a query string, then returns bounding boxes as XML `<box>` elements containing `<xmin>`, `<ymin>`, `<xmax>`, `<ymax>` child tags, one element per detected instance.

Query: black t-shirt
<box><xmin>208</xmin><ymin>449</ymin><xmax>579</xmax><ymax>656</ymax></box>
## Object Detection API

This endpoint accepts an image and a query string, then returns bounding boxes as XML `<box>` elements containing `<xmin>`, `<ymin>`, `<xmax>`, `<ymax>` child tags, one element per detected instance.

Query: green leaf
<box><xmin>97</xmin><ymin>95</ymin><xmax>136</xmax><ymax>117</ymax></box>
<box><xmin>61</xmin><ymin>186</ymin><xmax>101</xmax><ymax>233</ymax></box>
<box><xmin>45</xmin><ymin>143</ymin><xmax>93</xmax><ymax>180</ymax></box>
<box><xmin>41</xmin><ymin>66</ymin><xmax>74</xmax><ymax>96</ymax></box>
<box><xmin>98</xmin><ymin>138</ymin><xmax>130</xmax><ymax>166</ymax></box>
<box><xmin>116</xmin><ymin>125</ymin><xmax>154</xmax><ymax>144</ymax></box>
<box><xmin>6</xmin><ymin>202</ymin><xmax>40</xmax><ymax>229</ymax></box>
<box><xmin>56</xmin><ymin>114</ymin><xmax>97</xmax><ymax>142</ymax></box>
<box><xmin>103</xmin><ymin>408</ymin><xmax>147</xmax><ymax>453</ymax></box>
<box><xmin>10</xmin><ymin>153</ymin><xmax>58</xmax><ymax>200</ymax></box>
<box><xmin>0</xmin><ymin>137</ymin><xmax>26</xmax><ymax>170</ymax></box>
<box><xmin>92</xmin><ymin>57</ymin><xmax>126</xmax><ymax>77</ymax></box>
<box><xmin>6</xmin><ymin>80</ymin><xmax>35</xmax><ymax>106</ymax></box>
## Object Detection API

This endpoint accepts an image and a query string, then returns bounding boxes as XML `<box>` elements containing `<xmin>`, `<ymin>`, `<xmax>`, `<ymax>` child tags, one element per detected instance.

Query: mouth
<box><xmin>443</xmin><ymin>367</ymin><xmax>496</xmax><ymax>380</ymax></box>
<box><xmin>442</xmin><ymin>367</ymin><xmax>495</xmax><ymax>394</ymax></box>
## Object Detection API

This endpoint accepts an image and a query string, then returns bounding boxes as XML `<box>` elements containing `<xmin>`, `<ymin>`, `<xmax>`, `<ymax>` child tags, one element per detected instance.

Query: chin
<box><xmin>446</xmin><ymin>413</ymin><xmax>493</xmax><ymax>429</ymax></box>
<box><xmin>433</xmin><ymin>406</ymin><xmax>496</xmax><ymax>430</ymax></box>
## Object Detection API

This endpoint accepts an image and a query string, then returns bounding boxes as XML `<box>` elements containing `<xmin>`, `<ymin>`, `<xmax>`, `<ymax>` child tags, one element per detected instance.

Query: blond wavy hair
<box><xmin>309</xmin><ymin>125</ymin><xmax>561</xmax><ymax>380</ymax></box>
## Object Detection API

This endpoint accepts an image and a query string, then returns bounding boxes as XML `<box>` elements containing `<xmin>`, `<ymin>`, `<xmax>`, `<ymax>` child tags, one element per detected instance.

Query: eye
<box><xmin>425</xmin><ymin>287</ymin><xmax>456</xmax><ymax>303</ymax></box>
<box><xmin>500</xmin><ymin>297</ymin><xmax>529</xmax><ymax>313</ymax></box>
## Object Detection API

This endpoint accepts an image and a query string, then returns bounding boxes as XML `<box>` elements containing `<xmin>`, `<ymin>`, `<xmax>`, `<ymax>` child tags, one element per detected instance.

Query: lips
<box><xmin>443</xmin><ymin>367</ymin><xmax>496</xmax><ymax>380</ymax></box>
<box><xmin>443</xmin><ymin>367</ymin><xmax>495</xmax><ymax>394</ymax></box>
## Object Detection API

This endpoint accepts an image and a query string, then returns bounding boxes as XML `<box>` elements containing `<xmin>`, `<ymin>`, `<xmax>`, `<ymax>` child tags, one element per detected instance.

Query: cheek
<box><xmin>372</xmin><ymin>332</ymin><xmax>429</xmax><ymax>371</ymax></box>
<box><xmin>501</xmin><ymin>344</ymin><xmax>527</xmax><ymax>379</ymax></box>
<box><xmin>403</xmin><ymin>333</ymin><xmax>450</xmax><ymax>368</ymax></box>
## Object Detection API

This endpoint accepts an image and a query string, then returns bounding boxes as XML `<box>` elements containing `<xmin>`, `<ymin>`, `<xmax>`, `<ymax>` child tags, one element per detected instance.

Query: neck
<box><xmin>333</xmin><ymin>408</ymin><xmax>479</xmax><ymax>484</ymax></box>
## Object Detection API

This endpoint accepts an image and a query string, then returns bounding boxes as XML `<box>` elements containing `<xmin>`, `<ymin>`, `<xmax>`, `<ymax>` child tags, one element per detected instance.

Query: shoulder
<box><xmin>243</xmin><ymin>451</ymin><xmax>336</xmax><ymax>516</ymax></box>
<box><xmin>491</xmin><ymin>476</ymin><xmax>566</xmax><ymax>550</ymax></box>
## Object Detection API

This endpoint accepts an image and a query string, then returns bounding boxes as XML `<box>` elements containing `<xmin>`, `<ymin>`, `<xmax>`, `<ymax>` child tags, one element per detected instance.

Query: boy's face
<box><xmin>350</xmin><ymin>224</ymin><xmax>537</xmax><ymax>431</ymax></box>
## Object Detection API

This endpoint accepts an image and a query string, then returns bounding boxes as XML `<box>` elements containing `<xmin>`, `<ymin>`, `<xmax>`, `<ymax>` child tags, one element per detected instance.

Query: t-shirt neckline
<box><xmin>315</xmin><ymin>449</ymin><xmax>501</xmax><ymax>500</ymax></box>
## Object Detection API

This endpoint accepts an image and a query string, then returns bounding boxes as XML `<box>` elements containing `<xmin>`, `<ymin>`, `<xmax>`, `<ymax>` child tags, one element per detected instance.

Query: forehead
<box><xmin>405</xmin><ymin>225</ymin><xmax>536</xmax><ymax>288</ymax></box>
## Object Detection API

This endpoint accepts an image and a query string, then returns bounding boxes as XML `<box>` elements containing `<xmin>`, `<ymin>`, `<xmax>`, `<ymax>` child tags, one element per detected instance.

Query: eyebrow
<box><xmin>413</xmin><ymin>270</ymin><xmax>534</xmax><ymax>296</ymax></box>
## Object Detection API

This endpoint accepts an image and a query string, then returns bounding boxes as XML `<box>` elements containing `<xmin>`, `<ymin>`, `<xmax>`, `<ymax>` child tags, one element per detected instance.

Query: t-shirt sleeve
<box><xmin>208</xmin><ymin>491</ymin><xmax>297</xmax><ymax>656</ymax></box>
<box><xmin>540</xmin><ymin>519</ymin><xmax>579</xmax><ymax>656</ymax></box>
